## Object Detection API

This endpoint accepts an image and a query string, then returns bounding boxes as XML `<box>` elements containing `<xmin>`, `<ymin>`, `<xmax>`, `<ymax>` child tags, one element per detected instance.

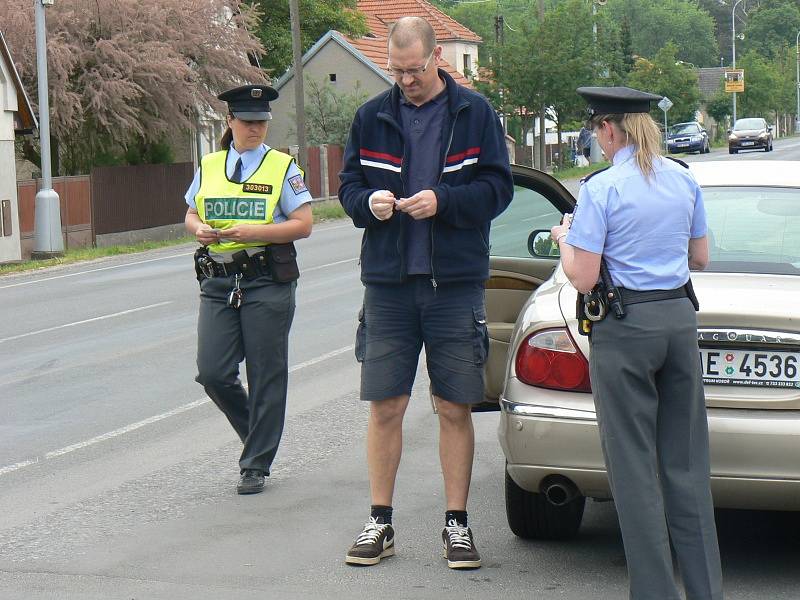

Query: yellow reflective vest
<box><xmin>195</xmin><ymin>148</ymin><xmax>297</xmax><ymax>254</ymax></box>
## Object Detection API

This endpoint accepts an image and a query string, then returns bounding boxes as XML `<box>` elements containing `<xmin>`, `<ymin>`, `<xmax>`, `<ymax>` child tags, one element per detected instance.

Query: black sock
<box><xmin>370</xmin><ymin>505</ymin><xmax>393</xmax><ymax>524</ymax></box>
<box><xmin>446</xmin><ymin>510</ymin><xmax>468</xmax><ymax>528</ymax></box>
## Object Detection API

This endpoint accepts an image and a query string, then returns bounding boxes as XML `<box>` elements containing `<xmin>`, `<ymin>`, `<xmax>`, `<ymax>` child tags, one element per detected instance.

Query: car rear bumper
<box><xmin>499</xmin><ymin>396</ymin><xmax>800</xmax><ymax>511</ymax></box>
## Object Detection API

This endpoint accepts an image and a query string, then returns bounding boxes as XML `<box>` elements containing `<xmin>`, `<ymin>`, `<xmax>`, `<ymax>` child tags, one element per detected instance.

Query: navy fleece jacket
<box><xmin>338</xmin><ymin>70</ymin><xmax>513</xmax><ymax>285</ymax></box>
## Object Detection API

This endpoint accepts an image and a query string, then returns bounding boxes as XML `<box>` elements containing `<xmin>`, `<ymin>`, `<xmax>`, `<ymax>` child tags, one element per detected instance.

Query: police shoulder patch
<box><xmin>288</xmin><ymin>174</ymin><xmax>308</xmax><ymax>195</ymax></box>
<box><xmin>580</xmin><ymin>166</ymin><xmax>611</xmax><ymax>185</ymax></box>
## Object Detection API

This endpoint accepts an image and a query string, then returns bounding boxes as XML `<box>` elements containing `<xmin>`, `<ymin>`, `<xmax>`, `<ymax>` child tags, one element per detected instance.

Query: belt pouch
<box><xmin>575</xmin><ymin>292</ymin><xmax>592</xmax><ymax>337</ymax></box>
<box><xmin>194</xmin><ymin>246</ymin><xmax>210</xmax><ymax>282</ymax></box>
<box><xmin>684</xmin><ymin>278</ymin><xmax>700</xmax><ymax>311</ymax></box>
<box><xmin>266</xmin><ymin>242</ymin><xmax>300</xmax><ymax>282</ymax></box>
<box><xmin>231</xmin><ymin>250</ymin><xmax>257</xmax><ymax>280</ymax></box>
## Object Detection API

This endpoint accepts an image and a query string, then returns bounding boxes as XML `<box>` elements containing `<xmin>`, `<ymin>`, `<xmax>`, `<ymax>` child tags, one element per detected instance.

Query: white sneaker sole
<box><xmin>345</xmin><ymin>545</ymin><xmax>395</xmax><ymax>566</ymax></box>
<box><xmin>443</xmin><ymin>549</ymin><xmax>481</xmax><ymax>569</ymax></box>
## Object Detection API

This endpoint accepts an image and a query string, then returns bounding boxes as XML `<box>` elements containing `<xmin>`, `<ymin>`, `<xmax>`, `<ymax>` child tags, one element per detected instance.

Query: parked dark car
<box><xmin>667</xmin><ymin>121</ymin><xmax>710</xmax><ymax>154</ymax></box>
<box><xmin>729</xmin><ymin>117</ymin><xmax>773</xmax><ymax>153</ymax></box>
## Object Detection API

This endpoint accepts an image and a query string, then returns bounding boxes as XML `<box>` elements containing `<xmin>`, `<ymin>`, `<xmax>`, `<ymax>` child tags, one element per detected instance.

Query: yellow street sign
<box><xmin>725</xmin><ymin>69</ymin><xmax>745</xmax><ymax>93</ymax></box>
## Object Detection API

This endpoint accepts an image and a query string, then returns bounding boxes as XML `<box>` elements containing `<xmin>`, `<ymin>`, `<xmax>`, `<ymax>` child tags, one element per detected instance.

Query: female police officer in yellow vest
<box><xmin>551</xmin><ymin>87</ymin><xmax>722</xmax><ymax>600</ymax></box>
<box><xmin>184</xmin><ymin>84</ymin><xmax>313</xmax><ymax>494</ymax></box>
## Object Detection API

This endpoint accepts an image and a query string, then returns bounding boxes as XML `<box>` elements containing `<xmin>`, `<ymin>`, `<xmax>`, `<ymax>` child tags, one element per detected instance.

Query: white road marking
<box><xmin>0</xmin><ymin>302</ymin><xmax>173</xmax><ymax>344</ymax></box>
<box><xmin>302</xmin><ymin>258</ymin><xmax>358</xmax><ymax>273</ymax></box>
<box><xmin>0</xmin><ymin>345</ymin><xmax>355</xmax><ymax>476</ymax></box>
<box><xmin>0</xmin><ymin>253</ymin><xmax>194</xmax><ymax>290</ymax></box>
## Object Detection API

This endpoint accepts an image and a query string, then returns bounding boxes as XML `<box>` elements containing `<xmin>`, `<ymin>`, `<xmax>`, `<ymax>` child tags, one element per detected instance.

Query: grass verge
<box><xmin>551</xmin><ymin>161</ymin><xmax>611</xmax><ymax>181</ymax></box>
<box><xmin>0</xmin><ymin>201</ymin><xmax>348</xmax><ymax>276</ymax></box>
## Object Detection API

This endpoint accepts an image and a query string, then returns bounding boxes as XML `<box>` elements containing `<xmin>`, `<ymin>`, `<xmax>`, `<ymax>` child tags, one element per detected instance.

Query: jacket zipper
<box><xmin>377</xmin><ymin>111</ymin><xmax>408</xmax><ymax>281</ymax></box>
<box><xmin>429</xmin><ymin>102</ymin><xmax>468</xmax><ymax>290</ymax></box>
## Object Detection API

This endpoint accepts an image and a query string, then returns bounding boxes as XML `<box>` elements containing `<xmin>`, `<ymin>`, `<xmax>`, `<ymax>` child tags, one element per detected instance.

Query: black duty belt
<box><xmin>197</xmin><ymin>249</ymin><xmax>270</xmax><ymax>279</ymax></box>
<box><xmin>618</xmin><ymin>287</ymin><xmax>688</xmax><ymax>305</ymax></box>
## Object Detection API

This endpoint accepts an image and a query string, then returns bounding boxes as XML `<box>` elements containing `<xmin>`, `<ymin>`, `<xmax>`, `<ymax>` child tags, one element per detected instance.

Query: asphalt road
<box><xmin>0</xmin><ymin>140</ymin><xmax>798</xmax><ymax>599</ymax></box>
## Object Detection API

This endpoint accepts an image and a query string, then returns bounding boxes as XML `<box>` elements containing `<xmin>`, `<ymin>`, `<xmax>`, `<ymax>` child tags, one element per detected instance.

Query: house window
<box><xmin>329</xmin><ymin>73</ymin><xmax>337</xmax><ymax>82</ymax></box>
<box><xmin>463</xmin><ymin>53</ymin><xmax>472</xmax><ymax>76</ymax></box>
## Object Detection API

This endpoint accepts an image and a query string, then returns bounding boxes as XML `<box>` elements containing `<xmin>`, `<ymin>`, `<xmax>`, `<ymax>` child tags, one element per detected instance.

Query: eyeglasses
<box><xmin>387</xmin><ymin>51</ymin><xmax>435</xmax><ymax>78</ymax></box>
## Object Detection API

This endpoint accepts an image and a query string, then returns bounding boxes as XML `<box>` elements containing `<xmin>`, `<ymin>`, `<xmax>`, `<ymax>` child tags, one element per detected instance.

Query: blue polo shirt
<box><xmin>399</xmin><ymin>87</ymin><xmax>448</xmax><ymax>275</ymax></box>
<box><xmin>566</xmin><ymin>145</ymin><xmax>707</xmax><ymax>290</ymax></box>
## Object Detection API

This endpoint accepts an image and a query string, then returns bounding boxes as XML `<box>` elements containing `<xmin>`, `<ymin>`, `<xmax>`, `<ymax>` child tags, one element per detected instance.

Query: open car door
<box><xmin>474</xmin><ymin>165</ymin><xmax>575</xmax><ymax>411</ymax></box>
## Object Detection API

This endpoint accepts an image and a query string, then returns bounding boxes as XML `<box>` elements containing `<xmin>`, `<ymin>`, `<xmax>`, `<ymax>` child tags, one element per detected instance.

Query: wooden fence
<box><xmin>15</xmin><ymin>146</ymin><xmax>344</xmax><ymax>258</ymax></box>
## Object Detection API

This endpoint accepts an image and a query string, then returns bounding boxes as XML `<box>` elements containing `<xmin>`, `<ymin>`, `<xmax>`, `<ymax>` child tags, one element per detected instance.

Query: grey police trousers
<box><xmin>195</xmin><ymin>273</ymin><xmax>296</xmax><ymax>475</ymax></box>
<box><xmin>589</xmin><ymin>297</ymin><xmax>723</xmax><ymax>600</ymax></box>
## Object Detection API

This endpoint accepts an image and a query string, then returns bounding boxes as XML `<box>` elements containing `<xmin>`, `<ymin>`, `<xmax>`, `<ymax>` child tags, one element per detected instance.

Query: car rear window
<box><xmin>703</xmin><ymin>186</ymin><xmax>800</xmax><ymax>275</ymax></box>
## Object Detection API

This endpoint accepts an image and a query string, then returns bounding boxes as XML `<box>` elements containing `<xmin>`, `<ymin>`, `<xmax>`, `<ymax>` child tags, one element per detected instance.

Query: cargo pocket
<box><xmin>355</xmin><ymin>306</ymin><xmax>367</xmax><ymax>363</ymax></box>
<box><xmin>472</xmin><ymin>306</ymin><xmax>489</xmax><ymax>366</ymax></box>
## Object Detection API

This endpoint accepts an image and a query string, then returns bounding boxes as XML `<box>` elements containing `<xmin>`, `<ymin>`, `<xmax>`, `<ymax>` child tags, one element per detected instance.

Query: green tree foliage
<box><xmin>606</xmin><ymin>0</ymin><xmax>719</xmax><ymax>67</ymax></box>
<box><xmin>735</xmin><ymin>50</ymin><xmax>783</xmax><ymax>120</ymax></box>
<box><xmin>738</xmin><ymin>0</ymin><xmax>800</xmax><ymax>61</ymax></box>
<box><xmin>300</xmin><ymin>77</ymin><xmax>368</xmax><ymax>146</ymax></box>
<box><xmin>627</xmin><ymin>43</ymin><xmax>701</xmax><ymax>123</ymax></box>
<box><xmin>706</xmin><ymin>89</ymin><xmax>731</xmax><ymax>136</ymax></box>
<box><xmin>256</xmin><ymin>0</ymin><xmax>368</xmax><ymax>78</ymax></box>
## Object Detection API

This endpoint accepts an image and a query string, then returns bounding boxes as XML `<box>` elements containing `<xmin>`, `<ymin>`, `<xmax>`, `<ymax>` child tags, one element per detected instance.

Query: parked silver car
<box><xmin>484</xmin><ymin>161</ymin><xmax>800</xmax><ymax>539</ymax></box>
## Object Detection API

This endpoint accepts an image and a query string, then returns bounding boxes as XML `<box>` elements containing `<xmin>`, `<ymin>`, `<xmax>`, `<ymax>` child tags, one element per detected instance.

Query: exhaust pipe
<box><xmin>540</xmin><ymin>475</ymin><xmax>580</xmax><ymax>506</ymax></box>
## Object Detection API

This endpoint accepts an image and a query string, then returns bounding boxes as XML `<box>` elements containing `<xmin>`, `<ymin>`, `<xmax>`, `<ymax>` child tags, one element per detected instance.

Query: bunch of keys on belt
<box><xmin>228</xmin><ymin>273</ymin><xmax>244</xmax><ymax>309</ymax></box>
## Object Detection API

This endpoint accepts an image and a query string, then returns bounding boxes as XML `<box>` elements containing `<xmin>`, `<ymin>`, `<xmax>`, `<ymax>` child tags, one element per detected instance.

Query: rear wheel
<box><xmin>703</xmin><ymin>140</ymin><xmax>710</xmax><ymax>154</ymax></box>
<box><xmin>505</xmin><ymin>467</ymin><xmax>585</xmax><ymax>540</ymax></box>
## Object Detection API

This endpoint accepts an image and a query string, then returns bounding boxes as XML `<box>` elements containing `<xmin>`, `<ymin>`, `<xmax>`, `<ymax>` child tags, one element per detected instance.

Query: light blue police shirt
<box><xmin>566</xmin><ymin>145</ymin><xmax>707</xmax><ymax>291</ymax></box>
<box><xmin>184</xmin><ymin>143</ymin><xmax>313</xmax><ymax>222</ymax></box>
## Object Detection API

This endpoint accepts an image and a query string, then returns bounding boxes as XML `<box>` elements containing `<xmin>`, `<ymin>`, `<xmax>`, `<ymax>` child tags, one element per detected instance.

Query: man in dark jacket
<box><xmin>339</xmin><ymin>16</ymin><xmax>513</xmax><ymax>570</ymax></box>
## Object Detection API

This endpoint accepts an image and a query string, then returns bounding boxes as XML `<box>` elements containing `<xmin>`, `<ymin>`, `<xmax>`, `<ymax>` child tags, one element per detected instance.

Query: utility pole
<box><xmin>538</xmin><ymin>0</ymin><xmax>546</xmax><ymax>171</ymax></box>
<box><xmin>289</xmin><ymin>0</ymin><xmax>307</xmax><ymax>169</ymax></box>
<box><xmin>32</xmin><ymin>0</ymin><xmax>63</xmax><ymax>259</ymax></box>
<box><xmin>731</xmin><ymin>0</ymin><xmax>744</xmax><ymax>124</ymax></box>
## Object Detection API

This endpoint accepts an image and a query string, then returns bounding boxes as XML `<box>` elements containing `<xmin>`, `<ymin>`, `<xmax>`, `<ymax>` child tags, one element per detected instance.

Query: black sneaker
<box><xmin>236</xmin><ymin>469</ymin><xmax>265</xmax><ymax>495</ymax></box>
<box><xmin>345</xmin><ymin>517</ymin><xmax>395</xmax><ymax>565</ymax></box>
<box><xmin>442</xmin><ymin>518</ymin><xmax>481</xmax><ymax>569</ymax></box>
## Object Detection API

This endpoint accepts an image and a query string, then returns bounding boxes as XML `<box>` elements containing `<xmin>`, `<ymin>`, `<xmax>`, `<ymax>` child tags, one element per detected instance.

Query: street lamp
<box><xmin>32</xmin><ymin>0</ymin><xmax>63</xmax><ymax>258</ymax></box>
<box><xmin>731</xmin><ymin>0</ymin><xmax>745</xmax><ymax>124</ymax></box>
<box><xmin>795</xmin><ymin>30</ymin><xmax>800</xmax><ymax>133</ymax></box>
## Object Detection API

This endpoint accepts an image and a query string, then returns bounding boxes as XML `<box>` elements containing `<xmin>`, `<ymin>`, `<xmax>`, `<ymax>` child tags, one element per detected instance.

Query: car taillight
<box><xmin>515</xmin><ymin>329</ymin><xmax>591</xmax><ymax>393</ymax></box>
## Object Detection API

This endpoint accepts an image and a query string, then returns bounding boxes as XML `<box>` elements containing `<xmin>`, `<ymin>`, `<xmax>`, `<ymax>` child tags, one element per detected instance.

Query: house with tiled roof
<box><xmin>0</xmin><ymin>30</ymin><xmax>37</xmax><ymax>263</ymax></box>
<box><xmin>267</xmin><ymin>0</ymin><xmax>482</xmax><ymax>147</ymax></box>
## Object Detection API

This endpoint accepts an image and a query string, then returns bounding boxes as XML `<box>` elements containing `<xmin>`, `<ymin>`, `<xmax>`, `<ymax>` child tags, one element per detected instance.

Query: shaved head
<box><xmin>388</xmin><ymin>16</ymin><xmax>436</xmax><ymax>55</ymax></box>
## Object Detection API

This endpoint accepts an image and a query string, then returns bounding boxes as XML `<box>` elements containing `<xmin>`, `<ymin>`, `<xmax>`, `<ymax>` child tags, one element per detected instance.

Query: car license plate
<box><xmin>700</xmin><ymin>349</ymin><xmax>800</xmax><ymax>388</ymax></box>
<box><xmin>741</xmin><ymin>141</ymin><xmax>755</xmax><ymax>146</ymax></box>
<box><xmin>677</xmin><ymin>142</ymin><xmax>689</xmax><ymax>147</ymax></box>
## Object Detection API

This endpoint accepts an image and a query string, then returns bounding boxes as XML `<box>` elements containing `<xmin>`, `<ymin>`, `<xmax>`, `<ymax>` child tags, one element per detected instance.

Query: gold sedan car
<box><xmin>483</xmin><ymin>161</ymin><xmax>800</xmax><ymax>540</ymax></box>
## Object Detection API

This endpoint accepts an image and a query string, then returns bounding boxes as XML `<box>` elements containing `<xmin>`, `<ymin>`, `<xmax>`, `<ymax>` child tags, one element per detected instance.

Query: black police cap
<box><xmin>218</xmin><ymin>84</ymin><xmax>279</xmax><ymax>121</ymax></box>
<box><xmin>577</xmin><ymin>86</ymin><xmax>662</xmax><ymax>117</ymax></box>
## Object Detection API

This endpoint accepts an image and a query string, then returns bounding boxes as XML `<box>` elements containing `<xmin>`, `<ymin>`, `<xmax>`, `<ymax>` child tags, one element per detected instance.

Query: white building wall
<box><xmin>0</xmin><ymin>55</ymin><xmax>22</xmax><ymax>263</ymax></box>
<box><xmin>440</xmin><ymin>41</ymin><xmax>479</xmax><ymax>79</ymax></box>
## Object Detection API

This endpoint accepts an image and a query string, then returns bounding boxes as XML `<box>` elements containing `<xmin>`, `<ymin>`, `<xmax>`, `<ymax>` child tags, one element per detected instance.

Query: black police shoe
<box><xmin>236</xmin><ymin>469</ymin><xmax>265</xmax><ymax>495</ymax></box>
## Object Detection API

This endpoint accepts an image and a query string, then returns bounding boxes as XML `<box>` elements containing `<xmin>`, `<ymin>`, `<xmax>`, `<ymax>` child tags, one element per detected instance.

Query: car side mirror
<box><xmin>727</xmin><ymin>129</ymin><xmax>732</xmax><ymax>134</ymax></box>
<box><xmin>528</xmin><ymin>229</ymin><xmax>561</xmax><ymax>258</ymax></box>
<box><xmin>768</xmin><ymin>126</ymin><xmax>774</xmax><ymax>132</ymax></box>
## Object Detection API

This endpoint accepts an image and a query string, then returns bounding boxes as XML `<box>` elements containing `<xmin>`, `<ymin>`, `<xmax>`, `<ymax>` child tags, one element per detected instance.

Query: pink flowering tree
<box><xmin>1</xmin><ymin>0</ymin><xmax>266</xmax><ymax>174</ymax></box>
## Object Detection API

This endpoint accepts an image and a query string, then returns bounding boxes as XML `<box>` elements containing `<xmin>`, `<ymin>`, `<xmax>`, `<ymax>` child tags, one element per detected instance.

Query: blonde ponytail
<box><xmin>590</xmin><ymin>112</ymin><xmax>663</xmax><ymax>179</ymax></box>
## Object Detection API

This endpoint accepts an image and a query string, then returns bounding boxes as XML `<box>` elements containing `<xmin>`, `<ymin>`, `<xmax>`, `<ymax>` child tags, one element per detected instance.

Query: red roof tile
<box><xmin>357</xmin><ymin>0</ymin><xmax>482</xmax><ymax>43</ymax></box>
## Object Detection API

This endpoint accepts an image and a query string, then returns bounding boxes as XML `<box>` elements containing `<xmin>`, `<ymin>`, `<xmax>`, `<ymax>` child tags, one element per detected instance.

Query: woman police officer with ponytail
<box><xmin>184</xmin><ymin>84</ymin><xmax>313</xmax><ymax>495</ymax></box>
<box><xmin>550</xmin><ymin>87</ymin><xmax>723</xmax><ymax>600</ymax></box>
